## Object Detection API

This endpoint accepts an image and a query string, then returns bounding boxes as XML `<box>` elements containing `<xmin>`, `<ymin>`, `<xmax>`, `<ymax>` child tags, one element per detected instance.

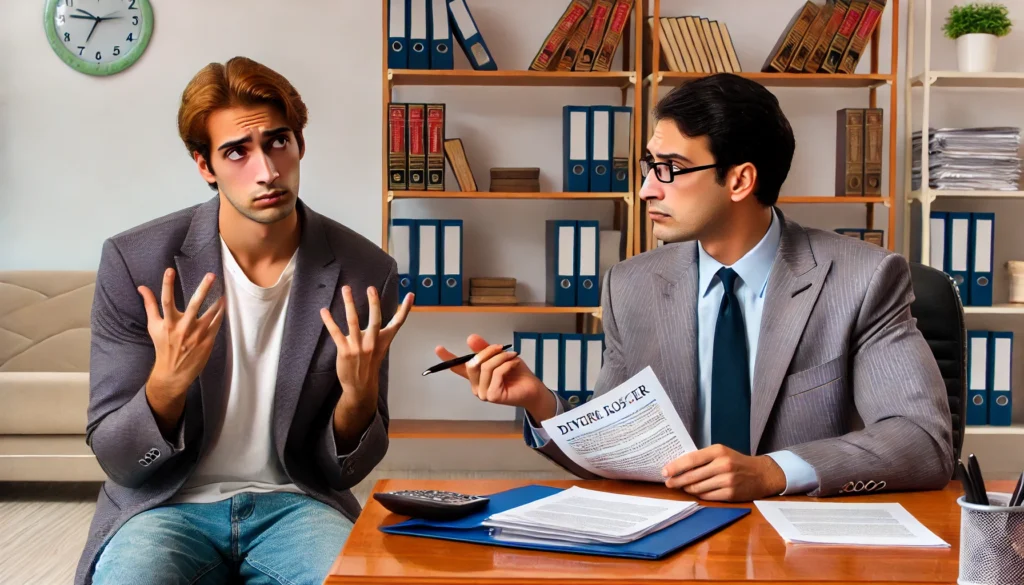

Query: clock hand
<box><xmin>74</xmin><ymin>8</ymin><xmax>98</xmax><ymax>19</ymax></box>
<box><xmin>86</xmin><ymin>18</ymin><xmax>100</xmax><ymax>43</ymax></box>
<box><xmin>69</xmin><ymin>15</ymin><xmax>98</xmax><ymax>20</ymax></box>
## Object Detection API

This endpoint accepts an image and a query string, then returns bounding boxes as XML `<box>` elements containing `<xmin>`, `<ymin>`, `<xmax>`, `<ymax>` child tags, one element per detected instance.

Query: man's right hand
<box><xmin>434</xmin><ymin>334</ymin><xmax>557</xmax><ymax>423</ymax></box>
<box><xmin>137</xmin><ymin>267</ymin><xmax>225</xmax><ymax>434</ymax></box>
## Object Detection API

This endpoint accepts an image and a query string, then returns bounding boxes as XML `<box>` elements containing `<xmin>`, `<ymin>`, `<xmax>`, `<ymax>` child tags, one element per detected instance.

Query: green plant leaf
<box><xmin>944</xmin><ymin>2</ymin><xmax>1013</xmax><ymax>38</ymax></box>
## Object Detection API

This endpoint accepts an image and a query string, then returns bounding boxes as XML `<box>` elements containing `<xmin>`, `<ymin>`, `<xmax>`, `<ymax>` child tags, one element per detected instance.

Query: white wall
<box><xmin>2</xmin><ymin>0</ymin><xmax>1023</xmax><ymax>426</ymax></box>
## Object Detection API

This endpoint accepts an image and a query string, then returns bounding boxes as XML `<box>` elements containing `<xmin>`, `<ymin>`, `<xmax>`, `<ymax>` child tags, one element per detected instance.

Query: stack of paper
<box><xmin>481</xmin><ymin>487</ymin><xmax>701</xmax><ymax>546</ymax></box>
<box><xmin>912</xmin><ymin>127</ymin><xmax>1022</xmax><ymax>191</ymax></box>
<box><xmin>754</xmin><ymin>501</ymin><xmax>950</xmax><ymax>547</ymax></box>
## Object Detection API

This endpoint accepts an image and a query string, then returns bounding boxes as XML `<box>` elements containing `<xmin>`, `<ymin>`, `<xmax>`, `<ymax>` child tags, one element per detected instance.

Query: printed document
<box><xmin>482</xmin><ymin>486</ymin><xmax>700</xmax><ymax>545</ymax></box>
<box><xmin>754</xmin><ymin>501</ymin><xmax>949</xmax><ymax>547</ymax></box>
<box><xmin>540</xmin><ymin>366</ymin><xmax>698</xmax><ymax>482</ymax></box>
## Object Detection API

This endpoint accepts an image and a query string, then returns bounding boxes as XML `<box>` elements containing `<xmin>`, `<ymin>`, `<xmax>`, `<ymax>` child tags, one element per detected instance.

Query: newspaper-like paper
<box><xmin>540</xmin><ymin>366</ymin><xmax>698</xmax><ymax>482</ymax></box>
<box><xmin>754</xmin><ymin>501</ymin><xmax>950</xmax><ymax>547</ymax></box>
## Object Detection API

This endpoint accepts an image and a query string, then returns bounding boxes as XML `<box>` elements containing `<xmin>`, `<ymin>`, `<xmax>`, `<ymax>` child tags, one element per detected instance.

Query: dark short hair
<box><xmin>651</xmin><ymin>73</ymin><xmax>795</xmax><ymax>206</ymax></box>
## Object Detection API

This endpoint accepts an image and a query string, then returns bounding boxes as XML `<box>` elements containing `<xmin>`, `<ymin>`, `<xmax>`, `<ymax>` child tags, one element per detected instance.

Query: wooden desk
<box><xmin>327</xmin><ymin>479</ymin><xmax>1015</xmax><ymax>585</ymax></box>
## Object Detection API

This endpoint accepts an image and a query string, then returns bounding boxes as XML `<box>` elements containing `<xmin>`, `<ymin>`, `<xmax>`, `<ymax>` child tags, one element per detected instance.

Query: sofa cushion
<box><xmin>0</xmin><ymin>372</ymin><xmax>89</xmax><ymax>434</ymax></box>
<box><xmin>0</xmin><ymin>271</ymin><xmax>95</xmax><ymax>372</ymax></box>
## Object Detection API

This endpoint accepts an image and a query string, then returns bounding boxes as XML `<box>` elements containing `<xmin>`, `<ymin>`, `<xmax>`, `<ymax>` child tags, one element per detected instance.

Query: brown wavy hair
<box><xmin>177</xmin><ymin>57</ymin><xmax>308</xmax><ymax>190</ymax></box>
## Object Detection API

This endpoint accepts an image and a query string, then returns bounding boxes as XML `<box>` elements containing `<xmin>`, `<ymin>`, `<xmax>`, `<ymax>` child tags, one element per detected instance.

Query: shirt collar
<box><xmin>698</xmin><ymin>208</ymin><xmax>782</xmax><ymax>299</ymax></box>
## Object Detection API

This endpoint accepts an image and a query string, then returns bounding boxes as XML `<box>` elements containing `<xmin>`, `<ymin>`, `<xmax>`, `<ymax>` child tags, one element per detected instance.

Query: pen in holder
<box><xmin>957</xmin><ymin>492</ymin><xmax>1024</xmax><ymax>585</ymax></box>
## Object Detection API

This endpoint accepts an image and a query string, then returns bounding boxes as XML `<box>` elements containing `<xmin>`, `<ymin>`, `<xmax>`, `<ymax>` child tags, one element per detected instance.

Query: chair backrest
<box><xmin>907</xmin><ymin>261</ymin><xmax>967</xmax><ymax>465</ymax></box>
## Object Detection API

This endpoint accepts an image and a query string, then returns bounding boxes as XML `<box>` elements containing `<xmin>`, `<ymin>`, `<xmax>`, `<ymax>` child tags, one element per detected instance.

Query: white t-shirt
<box><xmin>169</xmin><ymin>237</ymin><xmax>304</xmax><ymax>504</ymax></box>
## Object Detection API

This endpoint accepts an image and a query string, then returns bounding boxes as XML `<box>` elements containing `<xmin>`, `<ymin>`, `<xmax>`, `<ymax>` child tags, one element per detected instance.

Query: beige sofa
<box><xmin>0</xmin><ymin>271</ymin><xmax>105</xmax><ymax>481</ymax></box>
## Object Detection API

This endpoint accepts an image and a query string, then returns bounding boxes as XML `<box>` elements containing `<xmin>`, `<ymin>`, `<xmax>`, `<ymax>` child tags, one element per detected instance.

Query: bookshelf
<box><xmin>637</xmin><ymin>0</ymin><xmax>900</xmax><ymax>254</ymax></box>
<box><xmin>903</xmin><ymin>0</ymin><xmax>1024</xmax><ymax>476</ymax></box>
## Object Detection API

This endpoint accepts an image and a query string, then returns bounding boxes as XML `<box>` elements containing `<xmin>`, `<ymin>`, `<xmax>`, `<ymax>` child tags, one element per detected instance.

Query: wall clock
<box><xmin>44</xmin><ymin>0</ymin><xmax>153</xmax><ymax>76</ymax></box>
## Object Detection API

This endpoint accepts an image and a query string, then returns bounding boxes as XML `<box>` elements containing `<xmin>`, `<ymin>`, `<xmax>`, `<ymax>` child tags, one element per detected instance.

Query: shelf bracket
<box><xmin>387</xmin><ymin>69</ymin><xmax>393</xmax><ymax>81</ymax></box>
<box><xmin>927</xmin><ymin>74</ymin><xmax>938</xmax><ymax>85</ymax></box>
<box><xmin>590</xmin><ymin>308</ymin><xmax>603</xmax><ymax>320</ymax></box>
<box><xmin>628</xmin><ymin>72</ymin><xmax>637</xmax><ymax>86</ymax></box>
<box><xmin>386</xmin><ymin>191</ymin><xmax>395</xmax><ymax>203</ymax></box>
<box><xmin>882</xmin><ymin>198</ymin><xmax>891</xmax><ymax>208</ymax></box>
<box><xmin>622</xmin><ymin>192</ymin><xmax>633</xmax><ymax>205</ymax></box>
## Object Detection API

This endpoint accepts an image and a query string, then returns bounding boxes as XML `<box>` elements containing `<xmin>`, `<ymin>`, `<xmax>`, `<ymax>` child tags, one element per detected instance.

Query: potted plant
<box><xmin>943</xmin><ymin>3</ymin><xmax>1013</xmax><ymax>72</ymax></box>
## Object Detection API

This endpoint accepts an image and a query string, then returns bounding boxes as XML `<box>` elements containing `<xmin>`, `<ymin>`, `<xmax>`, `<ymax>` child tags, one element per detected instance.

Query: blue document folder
<box><xmin>379</xmin><ymin>485</ymin><xmax>749</xmax><ymax>560</ymax></box>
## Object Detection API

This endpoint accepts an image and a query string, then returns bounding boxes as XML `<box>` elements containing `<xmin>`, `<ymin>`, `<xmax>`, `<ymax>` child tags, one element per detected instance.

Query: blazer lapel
<box><xmin>273</xmin><ymin>203</ymin><xmax>341</xmax><ymax>459</ymax></box>
<box><xmin>654</xmin><ymin>243</ymin><xmax>701</xmax><ymax>438</ymax></box>
<box><xmin>174</xmin><ymin>197</ymin><xmax>227</xmax><ymax>457</ymax></box>
<box><xmin>749</xmin><ymin>210</ymin><xmax>831</xmax><ymax>453</ymax></box>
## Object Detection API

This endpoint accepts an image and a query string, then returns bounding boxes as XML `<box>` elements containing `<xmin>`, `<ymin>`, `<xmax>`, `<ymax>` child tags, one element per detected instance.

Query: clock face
<box><xmin>45</xmin><ymin>0</ymin><xmax>153</xmax><ymax>75</ymax></box>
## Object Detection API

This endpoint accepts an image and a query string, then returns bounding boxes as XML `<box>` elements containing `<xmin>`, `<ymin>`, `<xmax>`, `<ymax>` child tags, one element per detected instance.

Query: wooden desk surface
<box><xmin>326</xmin><ymin>478</ymin><xmax>1015</xmax><ymax>585</ymax></box>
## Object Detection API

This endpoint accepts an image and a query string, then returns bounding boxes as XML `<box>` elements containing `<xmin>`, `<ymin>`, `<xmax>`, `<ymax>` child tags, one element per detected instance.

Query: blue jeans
<box><xmin>92</xmin><ymin>492</ymin><xmax>353</xmax><ymax>585</ymax></box>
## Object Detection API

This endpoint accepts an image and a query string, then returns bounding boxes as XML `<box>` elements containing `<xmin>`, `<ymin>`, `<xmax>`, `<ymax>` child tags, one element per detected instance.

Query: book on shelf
<box><xmin>443</xmin><ymin>138</ymin><xmax>477</xmax><ymax>191</ymax></box>
<box><xmin>647</xmin><ymin>16</ymin><xmax>740</xmax><ymax>73</ymax></box>
<box><xmin>835</xmin><ymin>228</ymin><xmax>884</xmax><ymax>247</ymax></box>
<box><xmin>490</xmin><ymin>168</ymin><xmax>541</xmax><ymax>192</ymax></box>
<box><xmin>388</xmin><ymin>0</ymin><xmax>496</xmax><ymax>70</ymax></box>
<box><xmin>469</xmin><ymin>276</ymin><xmax>518</xmax><ymax>305</ymax></box>
<box><xmin>389</xmin><ymin>102</ymin><xmax>447</xmax><ymax>191</ymax></box>
<box><xmin>529</xmin><ymin>0</ymin><xmax>634</xmax><ymax>72</ymax></box>
<box><xmin>835</xmin><ymin>107</ymin><xmax>883</xmax><ymax>196</ymax></box>
<box><xmin>762</xmin><ymin>0</ymin><xmax>886</xmax><ymax>74</ymax></box>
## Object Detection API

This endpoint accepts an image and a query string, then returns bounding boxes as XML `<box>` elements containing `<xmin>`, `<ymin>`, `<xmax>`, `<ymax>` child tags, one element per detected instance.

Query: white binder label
<box><xmin>994</xmin><ymin>338</ymin><xmax>1011</xmax><ymax>391</ymax></box>
<box><xmin>929</xmin><ymin>217</ymin><xmax>945</xmax><ymax>269</ymax></box>
<box><xmin>389</xmin><ymin>0</ymin><xmax>406</xmax><ymax>37</ymax></box>
<box><xmin>586</xmin><ymin>339</ymin><xmax>603</xmax><ymax>390</ymax></box>
<box><xmin>410</xmin><ymin>0</ymin><xmax>427</xmax><ymax>38</ymax></box>
<box><xmin>952</xmin><ymin>218</ymin><xmax>968</xmax><ymax>272</ymax></box>
<box><xmin>519</xmin><ymin>338</ymin><xmax>538</xmax><ymax>374</ymax></box>
<box><xmin>593</xmin><ymin>110</ymin><xmax>610</xmax><ymax>160</ymax></box>
<box><xmin>419</xmin><ymin>224</ymin><xmax>437</xmax><ymax>272</ymax></box>
<box><xmin>444</xmin><ymin>225</ymin><xmax>461</xmax><ymax>273</ymax></box>
<box><xmin>559</xmin><ymin>225</ymin><xmax>575</xmax><ymax>276</ymax></box>
<box><xmin>970</xmin><ymin>337</ymin><xmax>987</xmax><ymax>389</ymax></box>
<box><xmin>570</xmin><ymin>111</ymin><xmax>587</xmax><ymax>160</ymax></box>
<box><xmin>613</xmin><ymin>110</ymin><xmax>631</xmax><ymax>158</ymax></box>
<box><xmin>391</xmin><ymin>224</ymin><xmax>411</xmax><ymax>273</ymax></box>
<box><xmin>975</xmin><ymin>219</ymin><xmax>992</xmax><ymax>272</ymax></box>
<box><xmin>564</xmin><ymin>339</ymin><xmax>582</xmax><ymax>391</ymax></box>
<box><xmin>543</xmin><ymin>337</ymin><xmax>559</xmax><ymax>390</ymax></box>
<box><xmin>579</xmin><ymin>225</ymin><xmax>597</xmax><ymax>276</ymax></box>
<box><xmin>431</xmin><ymin>0</ymin><xmax>449</xmax><ymax>37</ymax></box>
<box><xmin>449</xmin><ymin>0</ymin><xmax>478</xmax><ymax>38</ymax></box>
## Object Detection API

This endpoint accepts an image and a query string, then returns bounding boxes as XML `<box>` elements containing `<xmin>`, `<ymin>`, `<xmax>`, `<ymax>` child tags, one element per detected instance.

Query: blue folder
<box><xmin>379</xmin><ymin>484</ymin><xmax>750</xmax><ymax>560</ymax></box>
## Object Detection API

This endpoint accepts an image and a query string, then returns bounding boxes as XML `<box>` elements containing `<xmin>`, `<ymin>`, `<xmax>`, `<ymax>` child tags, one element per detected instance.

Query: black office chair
<box><xmin>908</xmin><ymin>261</ymin><xmax>967</xmax><ymax>467</ymax></box>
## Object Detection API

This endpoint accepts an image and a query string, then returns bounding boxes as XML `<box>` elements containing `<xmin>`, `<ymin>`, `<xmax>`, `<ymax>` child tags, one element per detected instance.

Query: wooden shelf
<box><xmin>390</xmin><ymin>190</ymin><xmax>629</xmax><ymax>201</ymax></box>
<box><xmin>777</xmin><ymin>196</ymin><xmax>889</xmax><ymax>204</ymax></box>
<box><xmin>412</xmin><ymin>303</ymin><xmax>600</xmax><ymax>315</ymax></box>
<box><xmin>966</xmin><ymin>424</ymin><xmax>1024</xmax><ymax>436</ymax></box>
<box><xmin>910</xmin><ymin>189</ymin><xmax>1024</xmax><ymax>201</ymax></box>
<box><xmin>390</xmin><ymin>419</ymin><xmax>522</xmax><ymax>440</ymax></box>
<box><xmin>389</xmin><ymin>69</ymin><xmax>635</xmax><ymax>88</ymax></box>
<box><xmin>964</xmin><ymin>304</ymin><xmax>1024</xmax><ymax>315</ymax></box>
<box><xmin>653</xmin><ymin>72</ymin><xmax>893</xmax><ymax>89</ymax></box>
<box><xmin>912</xmin><ymin>71</ymin><xmax>1024</xmax><ymax>89</ymax></box>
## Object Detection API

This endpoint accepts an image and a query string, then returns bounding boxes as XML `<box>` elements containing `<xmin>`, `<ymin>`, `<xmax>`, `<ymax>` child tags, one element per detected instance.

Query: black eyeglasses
<box><xmin>639</xmin><ymin>157</ymin><xmax>717</xmax><ymax>183</ymax></box>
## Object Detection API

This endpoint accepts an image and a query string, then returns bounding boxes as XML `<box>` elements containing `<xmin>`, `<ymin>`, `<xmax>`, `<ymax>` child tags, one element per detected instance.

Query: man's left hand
<box><xmin>661</xmin><ymin>444</ymin><xmax>787</xmax><ymax>502</ymax></box>
<box><xmin>320</xmin><ymin>285</ymin><xmax>413</xmax><ymax>433</ymax></box>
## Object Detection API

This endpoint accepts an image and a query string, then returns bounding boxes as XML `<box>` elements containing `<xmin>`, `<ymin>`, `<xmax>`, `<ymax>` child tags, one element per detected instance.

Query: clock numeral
<box><xmin>77</xmin><ymin>46</ymin><xmax>85</xmax><ymax>56</ymax></box>
<box><xmin>128</xmin><ymin>0</ymin><xmax>137</xmax><ymax>9</ymax></box>
<box><xmin>58</xmin><ymin>15</ymin><xmax>65</xmax><ymax>25</ymax></box>
<box><xmin>132</xmin><ymin>16</ymin><xmax>139</xmax><ymax>26</ymax></box>
<box><xmin>64</xmin><ymin>32</ymin><xmax>70</xmax><ymax>42</ymax></box>
<box><xmin>126</xmin><ymin>33</ymin><xmax>134</xmax><ymax>42</ymax></box>
<box><xmin>95</xmin><ymin>51</ymin><xmax>102</xmax><ymax>61</ymax></box>
<box><xmin>63</xmin><ymin>0</ymin><xmax>73</xmax><ymax>7</ymax></box>
<box><xmin>113</xmin><ymin>46</ymin><xmax>121</xmax><ymax>56</ymax></box>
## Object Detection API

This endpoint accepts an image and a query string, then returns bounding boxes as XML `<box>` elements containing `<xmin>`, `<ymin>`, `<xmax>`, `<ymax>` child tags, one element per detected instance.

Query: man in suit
<box><xmin>435</xmin><ymin>73</ymin><xmax>954</xmax><ymax>501</ymax></box>
<box><xmin>75</xmin><ymin>57</ymin><xmax>413</xmax><ymax>585</ymax></box>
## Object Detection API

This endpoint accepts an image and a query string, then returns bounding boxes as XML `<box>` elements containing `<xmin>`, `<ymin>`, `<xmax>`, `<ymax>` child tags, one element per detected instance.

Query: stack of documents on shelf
<box><xmin>912</xmin><ymin>127</ymin><xmax>1022</xmax><ymax>191</ymax></box>
<box><xmin>482</xmin><ymin>487</ymin><xmax>701</xmax><ymax>545</ymax></box>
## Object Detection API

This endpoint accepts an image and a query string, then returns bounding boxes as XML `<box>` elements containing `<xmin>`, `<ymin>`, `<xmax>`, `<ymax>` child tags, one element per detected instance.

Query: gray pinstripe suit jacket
<box><xmin>75</xmin><ymin>196</ymin><xmax>397</xmax><ymax>585</ymax></box>
<box><xmin>532</xmin><ymin>209</ymin><xmax>955</xmax><ymax>497</ymax></box>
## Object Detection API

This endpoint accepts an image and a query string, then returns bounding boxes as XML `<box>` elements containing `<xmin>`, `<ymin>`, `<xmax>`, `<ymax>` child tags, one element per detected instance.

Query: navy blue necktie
<box><xmin>710</xmin><ymin>267</ymin><xmax>751</xmax><ymax>455</ymax></box>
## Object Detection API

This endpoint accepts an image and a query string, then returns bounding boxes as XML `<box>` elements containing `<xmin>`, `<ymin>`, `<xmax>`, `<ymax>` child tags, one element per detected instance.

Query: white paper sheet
<box><xmin>754</xmin><ymin>501</ymin><xmax>950</xmax><ymax>547</ymax></box>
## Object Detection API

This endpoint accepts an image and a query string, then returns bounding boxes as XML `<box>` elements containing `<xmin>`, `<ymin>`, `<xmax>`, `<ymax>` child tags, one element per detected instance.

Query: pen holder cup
<box><xmin>957</xmin><ymin>493</ymin><xmax>1024</xmax><ymax>585</ymax></box>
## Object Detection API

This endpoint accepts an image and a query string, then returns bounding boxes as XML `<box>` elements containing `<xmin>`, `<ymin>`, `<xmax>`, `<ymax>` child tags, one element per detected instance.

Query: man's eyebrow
<box><xmin>653</xmin><ymin>152</ymin><xmax>692</xmax><ymax>164</ymax></box>
<box><xmin>262</xmin><ymin>126</ymin><xmax>292</xmax><ymax>139</ymax></box>
<box><xmin>216</xmin><ymin>127</ymin><xmax>292</xmax><ymax>152</ymax></box>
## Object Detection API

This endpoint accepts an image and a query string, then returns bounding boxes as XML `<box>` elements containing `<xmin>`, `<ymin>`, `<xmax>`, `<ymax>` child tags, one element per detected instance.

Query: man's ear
<box><xmin>728</xmin><ymin>162</ymin><xmax>757</xmax><ymax>203</ymax></box>
<box><xmin>194</xmin><ymin>151</ymin><xmax>217</xmax><ymax>188</ymax></box>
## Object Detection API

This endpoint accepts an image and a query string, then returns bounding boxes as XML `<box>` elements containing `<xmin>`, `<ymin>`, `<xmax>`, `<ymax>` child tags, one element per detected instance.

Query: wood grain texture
<box><xmin>327</xmin><ymin>478</ymin><xmax>1016</xmax><ymax>585</ymax></box>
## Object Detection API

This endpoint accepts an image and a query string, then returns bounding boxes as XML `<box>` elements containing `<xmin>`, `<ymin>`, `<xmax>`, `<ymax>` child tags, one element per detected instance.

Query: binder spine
<box><xmin>429</xmin><ymin>0</ymin><xmax>453</xmax><ymax>69</ymax></box>
<box><xmin>592</xmin><ymin>0</ymin><xmax>634</xmax><ymax>72</ymax></box>
<box><xmin>546</xmin><ymin>220</ymin><xmax>578</xmax><ymax>307</ymax></box>
<box><xmin>563</xmin><ymin>106</ymin><xmax>591</xmax><ymax>192</ymax></box>
<box><xmin>967</xmin><ymin>330</ymin><xmax>989</xmax><ymax>426</ymax></box>
<box><xmin>611</xmin><ymin>106</ymin><xmax>632</xmax><ymax>193</ymax></box>
<box><xmin>389</xmin><ymin>218</ymin><xmax>418</xmax><ymax>302</ymax></box>
<box><xmin>415</xmin><ymin>219</ymin><xmax>440</xmax><ymax>305</ymax></box>
<box><xmin>439</xmin><ymin>219</ymin><xmax>463</xmax><ymax>306</ymax></box>
<box><xmin>408</xmin><ymin>0</ymin><xmax>430</xmax><ymax>69</ymax></box>
<box><xmin>970</xmin><ymin>212</ymin><xmax>995</xmax><ymax>307</ymax></box>
<box><xmin>988</xmin><ymin>331</ymin><xmax>1013</xmax><ymax>426</ymax></box>
<box><xmin>426</xmin><ymin>104</ymin><xmax>446</xmax><ymax>190</ymax></box>
<box><xmin>388</xmin><ymin>104</ymin><xmax>408</xmax><ymax>191</ymax></box>
<box><xmin>447</xmin><ymin>0</ymin><xmax>496</xmax><ymax>70</ymax></box>
<box><xmin>387</xmin><ymin>0</ymin><xmax>409</xmax><ymax>69</ymax></box>
<box><xmin>576</xmin><ymin>220</ymin><xmax>600</xmax><ymax>307</ymax></box>
<box><xmin>589</xmin><ymin>106</ymin><xmax>613</xmax><ymax>192</ymax></box>
<box><xmin>407</xmin><ymin>104</ymin><xmax>427</xmax><ymax>190</ymax></box>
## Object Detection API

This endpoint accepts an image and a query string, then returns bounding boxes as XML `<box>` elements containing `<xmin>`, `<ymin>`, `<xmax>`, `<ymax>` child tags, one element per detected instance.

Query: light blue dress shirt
<box><xmin>528</xmin><ymin>209</ymin><xmax>818</xmax><ymax>495</ymax></box>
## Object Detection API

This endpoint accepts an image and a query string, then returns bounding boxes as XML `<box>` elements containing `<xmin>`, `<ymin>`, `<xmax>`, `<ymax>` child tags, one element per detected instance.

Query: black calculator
<box><xmin>373</xmin><ymin>489</ymin><xmax>490</xmax><ymax>520</ymax></box>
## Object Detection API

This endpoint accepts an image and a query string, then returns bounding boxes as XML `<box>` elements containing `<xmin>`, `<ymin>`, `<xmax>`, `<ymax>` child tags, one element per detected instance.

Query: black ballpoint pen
<box><xmin>967</xmin><ymin>454</ymin><xmax>989</xmax><ymax>506</ymax></box>
<box><xmin>956</xmin><ymin>460</ymin><xmax>976</xmax><ymax>504</ymax></box>
<box><xmin>422</xmin><ymin>344</ymin><xmax>513</xmax><ymax>376</ymax></box>
<box><xmin>1009</xmin><ymin>471</ymin><xmax>1024</xmax><ymax>507</ymax></box>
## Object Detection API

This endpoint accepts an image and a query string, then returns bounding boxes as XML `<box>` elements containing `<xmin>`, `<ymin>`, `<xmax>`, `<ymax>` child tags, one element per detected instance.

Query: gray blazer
<box><xmin>531</xmin><ymin>209</ymin><xmax>955</xmax><ymax>497</ymax></box>
<box><xmin>75</xmin><ymin>196</ymin><xmax>397</xmax><ymax>585</ymax></box>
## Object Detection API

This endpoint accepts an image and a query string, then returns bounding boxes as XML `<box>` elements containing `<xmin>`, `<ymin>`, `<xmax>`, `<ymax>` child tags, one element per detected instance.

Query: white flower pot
<box><xmin>956</xmin><ymin>33</ymin><xmax>998</xmax><ymax>72</ymax></box>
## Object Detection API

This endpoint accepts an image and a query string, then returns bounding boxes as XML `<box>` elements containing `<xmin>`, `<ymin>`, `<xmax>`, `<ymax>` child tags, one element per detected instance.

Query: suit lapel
<box><xmin>654</xmin><ymin>243</ymin><xmax>701</xmax><ymax>437</ymax></box>
<box><xmin>272</xmin><ymin>203</ymin><xmax>341</xmax><ymax>459</ymax></box>
<box><xmin>749</xmin><ymin>210</ymin><xmax>831</xmax><ymax>453</ymax></box>
<box><xmin>174</xmin><ymin>197</ymin><xmax>227</xmax><ymax>457</ymax></box>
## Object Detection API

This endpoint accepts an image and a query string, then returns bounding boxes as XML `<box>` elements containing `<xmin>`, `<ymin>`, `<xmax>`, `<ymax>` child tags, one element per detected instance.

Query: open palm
<box><xmin>434</xmin><ymin>334</ymin><xmax>545</xmax><ymax>407</ymax></box>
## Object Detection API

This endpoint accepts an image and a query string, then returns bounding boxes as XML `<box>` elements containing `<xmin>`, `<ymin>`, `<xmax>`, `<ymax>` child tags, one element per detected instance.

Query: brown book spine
<box><xmin>491</xmin><ymin>167</ymin><xmax>540</xmax><ymax>179</ymax></box>
<box><xmin>805</xmin><ymin>0</ymin><xmax>848</xmax><ymax>72</ymax></box>
<box><xmin>863</xmin><ymin>230</ymin><xmax>884</xmax><ymax>247</ymax></box>
<box><xmin>406</xmin><ymin>104</ymin><xmax>426</xmax><ymax>190</ymax></box>
<box><xmin>682</xmin><ymin>17</ymin><xmax>710</xmax><ymax>73</ymax></box>
<box><xmin>761</xmin><ymin>1</ymin><xmax>819</xmax><ymax>73</ymax></box>
<box><xmin>592</xmin><ymin>0</ymin><xmax>634</xmax><ymax>72</ymax></box>
<box><xmin>788</xmin><ymin>1</ymin><xmax>833</xmax><ymax>72</ymax></box>
<box><xmin>863</xmin><ymin>107</ymin><xmax>883</xmax><ymax>195</ymax></box>
<box><xmin>443</xmin><ymin>138</ymin><xmax>477</xmax><ymax>191</ymax></box>
<box><xmin>576</xmin><ymin>0</ymin><xmax>614</xmax><ymax>71</ymax></box>
<box><xmin>425</xmin><ymin>104</ymin><xmax>445</xmax><ymax>191</ymax></box>
<box><xmin>530</xmin><ymin>0</ymin><xmax>593</xmax><ymax>71</ymax></box>
<box><xmin>836</xmin><ymin>108</ymin><xmax>865</xmax><ymax>196</ymax></box>
<box><xmin>387</xmin><ymin>104</ymin><xmax>407</xmax><ymax>191</ymax></box>
<box><xmin>709</xmin><ymin>21</ymin><xmax>733</xmax><ymax>73</ymax></box>
<box><xmin>820</xmin><ymin>0</ymin><xmax>867</xmax><ymax>73</ymax></box>
<box><xmin>469</xmin><ymin>295</ymin><xmax>519</xmax><ymax>305</ymax></box>
<box><xmin>559</xmin><ymin>4</ymin><xmax>598</xmax><ymax>71</ymax></box>
<box><xmin>837</xmin><ymin>0</ymin><xmax>885</xmax><ymax>73</ymax></box>
<box><xmin>470</xmin><ymin>277</ymin><xmax>517</xmax><ymax>288</ymax></box>
<box><xmin>836</xmin><ymin>228</ymin><xmax>864</xmax><ymax>239</ymax></box>
<box><xmin>717</xmin><ymin>22</ymin><xmax>742</xmax><ymax>71</ymax></box>
<box><xmin>470</xmin><ymin>287</ymin><xmax>517</xmax><ymax>296</ymax></box>
<box><xmin>700</xmin><ymin>18</ymin><xmax>725</xmax><ymax>72</ymax></box>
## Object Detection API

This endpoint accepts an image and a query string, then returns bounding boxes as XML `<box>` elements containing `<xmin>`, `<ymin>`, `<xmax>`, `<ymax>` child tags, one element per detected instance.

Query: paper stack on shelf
<box><xmin>912</xmin><ymin>127</ymin><xmax>1022</xmax><ymax>191</ymax></box>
